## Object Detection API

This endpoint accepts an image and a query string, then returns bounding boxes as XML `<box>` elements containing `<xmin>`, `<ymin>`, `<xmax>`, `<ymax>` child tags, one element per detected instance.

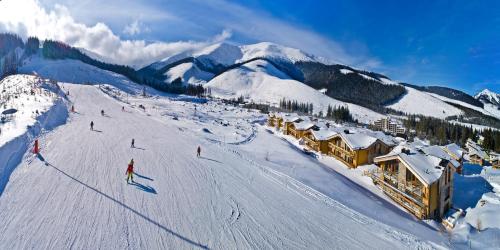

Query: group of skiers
<box><xmin>85</xmin><ymin>107</ymin><xmax>204</xmax><ymax>184</ymax></box>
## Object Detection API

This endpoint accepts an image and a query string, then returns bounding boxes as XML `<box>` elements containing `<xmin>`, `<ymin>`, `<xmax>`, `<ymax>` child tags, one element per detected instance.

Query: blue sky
<box><xmin>2</xmin><ymin>0</ymin><xmax>499</xmax><ymax>94</ymax></box>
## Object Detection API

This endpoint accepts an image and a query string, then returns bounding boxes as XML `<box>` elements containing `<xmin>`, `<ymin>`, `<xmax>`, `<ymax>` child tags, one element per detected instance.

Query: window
<box><xmin>385</xmin><ymin>161</ymin><xmax>398</xmax><ymax>175</ymax></box>
<box><xmin>406</xmin><ymin>170</ymin><xmax>416</xmax><ymax>183</ymax></box>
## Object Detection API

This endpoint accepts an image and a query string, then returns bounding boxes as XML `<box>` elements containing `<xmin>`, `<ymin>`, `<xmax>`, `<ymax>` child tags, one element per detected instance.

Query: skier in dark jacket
<box><xmin>90</xmin><ymin>121</ymin><xmax>94</xmax><ymax>130</ymax></box>
<box><xmin>101</xmin><ymin>110</ymin><xmax>105</xmax><ymax>116</ymax></box>
<box><xmin>197</xmin><ymin>146</ymin><xmax>201</xmax><ymax>157</ymax></box>
<box><xmin>131</xmin><ymin>139</ymin><xmax>135</xmax><ymax>148</ymax></box>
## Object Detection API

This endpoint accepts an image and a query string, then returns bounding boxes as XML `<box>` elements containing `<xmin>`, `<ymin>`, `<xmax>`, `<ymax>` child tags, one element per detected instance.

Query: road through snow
<box><xmin>0</xmin><ymin>84</ymin><xmax>443</xmax><ymax>249</ymax></box>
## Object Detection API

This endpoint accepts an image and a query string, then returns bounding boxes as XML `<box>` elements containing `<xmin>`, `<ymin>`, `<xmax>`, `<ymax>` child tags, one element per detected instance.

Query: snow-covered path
<box><xmin>0</xmin><ymin>84</ymin><xmax>442</xmax><ymax>249</ymax></box>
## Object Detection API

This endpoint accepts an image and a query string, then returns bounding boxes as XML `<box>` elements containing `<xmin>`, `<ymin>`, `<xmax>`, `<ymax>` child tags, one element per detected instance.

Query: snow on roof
<box><xmin>399</xmin><ymin>153</ymin><xmax>444</xmax><ymax>186</ymax></box>
<box><xmin>283</xmin><ymin>116</ymin><xmax>301</xmax><ymax>122</ymax></box>
<box><xmin>469</xmin><ymin>146</ymin><xmax>488</xmax><ymax>159</ymax></box>
<box><xmin>340</xmin><ymin>132</ymin><xmax>378</xmax><ymax>150</ymax></box>
<box><xmin>362</xmin><ymin>130</ymin><xmax>397</xmax><ymax>146</ymax></box>
<box><xmin>444</xmin><ymin>143</ymin><xmax>465</xmax><ymax>159</ymax></box>
<box><xmin>294</xmin><ymin>122</ymin><xmax>316</xmax><ymax>131</ymax></box>
<box><xmin>311</xmin><ymin>129</ymin><xmax>338</xmax><ymax>141</ymax></box>
<box><xmin>421</xmin><ymin>145</ymin><xmax>452</xmax><ymax>161</ymax></box>
<box><xmin>376</xmin><ymin>145</ymin><xmax>444</xmax><ymax>186</ymax></box>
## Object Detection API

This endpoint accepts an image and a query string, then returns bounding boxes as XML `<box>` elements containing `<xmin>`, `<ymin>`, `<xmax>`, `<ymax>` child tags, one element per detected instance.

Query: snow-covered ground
<box><xmin>430</xmin><ymin>93</ymin><xmax>499</xmax><ymax>120</ymax></box>
<box><xmin>149</xmin><ymin>42</ymin><xmax>319</xmax><ymax>72</ymax></box>
<box><xmin>0</xmin><ymin>73</ymin><xmax>455</xmax><ymax>249</ymax></box>
<box><xmin>449</xmin><ymin>120</ymin><xmax>499</xmax><ymax>131</ymax></box>
<box><xmin>19</xmin><ymin>55</ymin><xmax>144</xmax><ymax>94</ymax></box>
<box><xmin>0</xmin><ymin>75</ymin><xmax>59</xmax><ymax>146</ymax></box>
<box><xmin>206</xmin><ymin>59</ymin><xmax>385</xmax><ymax>123</ymax></box>
<box><xmin>0</xmin><ymin>74</ymin><xmax>68</xmax><ymax>195</ymax></box>
<box><xmin>451</xmin><ymin>163</ymin><xmax>500</xmax><ymax>248</ymax></box>
<box><xmin>163</xmin><ymin>62</ymin><xmax>214</xmax><ymax>84</ymax></box>
<box><xmin>388</xmin><ymin>86</ymin><xmax>463</xmax><ymax>119</ymax></box>
<box><xmin>483</xmin><ymin>103</ymin><xmax>500</xmax><ymax>121</ymax></box>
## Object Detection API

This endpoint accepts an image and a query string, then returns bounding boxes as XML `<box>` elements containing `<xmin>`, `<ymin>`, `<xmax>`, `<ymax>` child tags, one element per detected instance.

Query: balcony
<box><xmin>379</xmin><ymin>179</ymin><xmax>426</xmax><ymax>218</ymax></box>
<box><xmin>328</xmin><ymin>142</ymin><xmax>354</xmax><ymax>157</ymax></box>
<box><xmin>303</xmin><ymin>136</ymin><xmax>320</xmax><ymax>150</ymax></box>
<box><xmin>381</xmin><ymin>173</ymin><xmax>424</xmax><ymax>204</ymax></box>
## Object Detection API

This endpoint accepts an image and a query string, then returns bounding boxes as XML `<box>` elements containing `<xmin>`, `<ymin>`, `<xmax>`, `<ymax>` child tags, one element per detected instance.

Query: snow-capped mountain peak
<box><xmin>193</xmin><ymin>42</ymin><xmax>242</xmax><ymax>66</ymax></box>
<box><xmin>475</xmin><ymin>89</ymin><xmax>500</xmax><ymax>105</ymax></box>
<box><xmin>239</xmin><ymin>42</ymin><xmax>318</xmax><ymax>63</ymax></box>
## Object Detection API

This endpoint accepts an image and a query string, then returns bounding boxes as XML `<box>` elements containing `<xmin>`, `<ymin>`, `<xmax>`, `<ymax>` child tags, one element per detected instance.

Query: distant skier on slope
<box><xmin>131</xmin><ymin>138</ymin><xmax>135</xmax><ymax>148</ymax></box>
<box><xmin>122</xmin><ymin>106</ymin><xmax>125</xmax><ymax>112</ymax></box>
<box><xmin>90</xmin><ymin>121</ymin><xmax>94</xmax><ymax>130</ymax></box>
<box><xmin>126</xmin><ymin>159</ymin><xmax>134</xmax><ymax>183</ymax></box>
<box><xmin>197</xmin><ymin>146</ymin><xmax>201</xmax><ymax>157</ymax></box>
<box><xmin>101</xmin><ymin>110</ymin><xmax>105</xmax><ymax>116</ymax></box>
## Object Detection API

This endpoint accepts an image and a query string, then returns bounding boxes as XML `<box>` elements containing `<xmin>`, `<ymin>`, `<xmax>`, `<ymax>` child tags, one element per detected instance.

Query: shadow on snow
<box><xmin>36</xmin><ymin>153</ymin><xmax>208</xmax><ymax>249</ymax></box>
<box><xmin>134</xmin><ymin>172</ymin><xmax>154</xmax><ymax>181</ymax></box>
<box><xmin>199</xmin><ymin>156</ymin><xmax>222</xmax><ymax>163</ymax></box>
<box><xmin>129</xmin><ymin>181</ymin><xmax>157</xmax><ymax>194</ymax></box>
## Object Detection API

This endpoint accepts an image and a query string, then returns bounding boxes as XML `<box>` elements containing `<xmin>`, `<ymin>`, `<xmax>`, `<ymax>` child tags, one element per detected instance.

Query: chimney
<box><xmin>401</xmin><ymin>148</ymin><xmax>410</xmax><ymax>154</ymax></box>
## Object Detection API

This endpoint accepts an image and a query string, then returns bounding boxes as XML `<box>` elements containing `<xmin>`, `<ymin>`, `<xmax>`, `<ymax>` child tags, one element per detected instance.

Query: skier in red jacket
<box><xmin>126</xmin><ymin>159</ymin><xmax>134</xmax><ymax>183</ymax></box>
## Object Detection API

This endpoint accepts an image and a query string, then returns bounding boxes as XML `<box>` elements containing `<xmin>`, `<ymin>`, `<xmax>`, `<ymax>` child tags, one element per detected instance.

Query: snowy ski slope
<box><xmin>388</xmin><ymin>86</ymin><xmax>463</xmax><ymax>119</ymax></box>
<box><xmin>206</xmin><ymin>60</ymin><xmax>385</xmax><ymax>123</ymax></box>
<box><xmin>0</xmin><ymin>79</ymin><xmax>447</xmax><ymax>249</ymax></box>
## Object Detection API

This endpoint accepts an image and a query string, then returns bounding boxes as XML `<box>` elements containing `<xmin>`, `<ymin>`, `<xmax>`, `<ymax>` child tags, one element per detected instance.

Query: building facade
<box><xmin>373</xmin><ymin>150</ymin><xmax>454</xmax><ymax>219</ymax></box>
<box><xmin>374</xmin><ymin>117</ymin><xmax>406</xmax><ymax>135</ymax></box>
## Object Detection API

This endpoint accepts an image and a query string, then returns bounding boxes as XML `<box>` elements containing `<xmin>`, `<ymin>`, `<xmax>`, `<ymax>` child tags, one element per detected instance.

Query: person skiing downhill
<box><xmin>197</xmin><ymin>146</ymin><xmax>201</xmax><ymax>157</ymax></box>
<box><xmin>131</xmin><ymin>139</ymin><xmax>135</xmax><ymax>148</ymax></box>
<box><xmin>101</xmin><ymin>110</ymin><xmax>105</xmax><ymax>116</ymax></box>
<box><xmin>90</xmin><ymin>121</ymin><xmax>94</xmax><ymax>130</ymax></box>
<box><xmin>126</xmin><ymin>159</ymin><xmax>134</xmax><ymax>183</ymax></box>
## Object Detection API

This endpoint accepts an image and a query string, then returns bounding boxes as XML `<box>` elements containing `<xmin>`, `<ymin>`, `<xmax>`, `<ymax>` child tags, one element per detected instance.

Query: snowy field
<box><xmin>1</xmin><ymin>64</ymin><xmax>498</xmax><ymax>248</ymax></box>
<box><xmin>0</xmin><ymin>76</ymin><xmax>451</xmax><ymax>249</ymax></box>
<box><xmin>388</xmin><ymin>86</ymin><xmax>463</xmax><ymax>119</ymax></box>
<box><xmin>0</xmin><ymin>75</ymin><xmax>59</xmax><ymax>147</ymax></box>
<box><xmin>206</xmin><ymin>59</ymin><xmax>385</xmax><ymax>124</ymax></box>
<box><xmin>451</xmin><ymin>163</ymin><xmax>500</xmax><ymax>248</ymax></box>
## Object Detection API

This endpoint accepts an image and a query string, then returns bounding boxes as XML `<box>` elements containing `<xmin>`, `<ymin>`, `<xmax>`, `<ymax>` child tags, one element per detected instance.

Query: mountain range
<box><xmin>0</xmin><ymin>33</ymin><xmax>498</xmax><ymax>128</ymax></box>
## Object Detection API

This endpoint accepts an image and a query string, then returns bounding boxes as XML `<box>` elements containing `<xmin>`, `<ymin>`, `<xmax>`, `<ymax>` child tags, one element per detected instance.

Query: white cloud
<box><xmin>0</xmin><ymin>0</ymin><xmax>227</xmax><ymax>68</ymax></box>
<box><xmin>123</xmin><ymin>20</ymin><xmax>142</xmax><ymax>36</ymax></box>
<box><xmin>158</xmin><ymin>0</ymin><xmax>382</xmax><ymax>69</ymax></box>
<box><xmin>0</xmin><ymin>0</ymin><xmax>382</xmax><ymax>71</ymax></box>
<box><xmin>212</xmin><ymin>29</ymin><xmax>233</xmax><ymax>43</ymax></box>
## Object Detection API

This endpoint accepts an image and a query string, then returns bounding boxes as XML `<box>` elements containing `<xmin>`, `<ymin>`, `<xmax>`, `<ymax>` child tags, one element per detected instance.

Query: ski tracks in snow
<box><xmin>0</xmin><ymin>83</ymin><xmax>444</xmax><ymax>249</ymax></box>
<box><xmin>207</xmin><ymin>138</ymin><xmax>439</xmax><ymax>249</ymax></box>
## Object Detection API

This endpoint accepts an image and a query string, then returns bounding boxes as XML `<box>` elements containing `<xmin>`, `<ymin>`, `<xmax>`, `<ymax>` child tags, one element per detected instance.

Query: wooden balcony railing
<box><xmin>379</xmin><ymin>179</ymin><xmax>426</xmax><ymax>218</ymax></box>
<box><xmin>328</xmin><ymin>142</ymin><xmax>354</xmax><ymax>157</ymax></box>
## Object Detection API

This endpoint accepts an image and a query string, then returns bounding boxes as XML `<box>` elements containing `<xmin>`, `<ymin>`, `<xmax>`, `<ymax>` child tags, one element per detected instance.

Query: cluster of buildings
<box><xmin>466</xmin><ymin>139</ymin><xmax>500</xmax><ymax>168</ymax></box>
<box><xmin>267</xmin><ymin>112</ymin><xmax>465</xmax><ymax>220</ymax></box>
<box><xmin>373</xmin><ymin>117</ymin><xmax>406</xmax><ymax>135</ymax></box>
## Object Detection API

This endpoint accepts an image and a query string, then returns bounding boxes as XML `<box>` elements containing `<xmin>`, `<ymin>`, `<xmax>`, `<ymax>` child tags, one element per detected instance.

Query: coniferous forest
<box><xmin>401</xmin><ymin>115</ymin><xmax>500</xmax><ymax>150</ymax></box>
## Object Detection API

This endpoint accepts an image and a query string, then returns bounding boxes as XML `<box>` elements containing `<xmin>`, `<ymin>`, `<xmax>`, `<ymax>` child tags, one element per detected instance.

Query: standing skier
<box><xmin>101</xmin><ymin>110</ymin><xmax>105</xmax><ymax>116</ymax></box>
<box><xmin>126</xmin><ymin>159</ymin><xmax>134</xmax><ymax>183</ymax></box>
<box><xmin>197</xmin><ymin>146</ymin><xmax>201</xmax><ymax>157</ymax></box>
<box><xmin>90</xmin><ymin>121</ymin><xmax>94</xmax><ymax>130</ymax></box>
<box><xmin>131</xmin><ymin>138</ymin><xmax>135</xmax><ymax>148</ymax></box>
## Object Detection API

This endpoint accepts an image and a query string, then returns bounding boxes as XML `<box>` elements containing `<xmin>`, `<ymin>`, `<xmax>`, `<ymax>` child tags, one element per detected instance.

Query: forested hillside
<box><xmin>295</xmin><ymin>62</ymin><xmax>406</xmax><ymax>112</ymax></box>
